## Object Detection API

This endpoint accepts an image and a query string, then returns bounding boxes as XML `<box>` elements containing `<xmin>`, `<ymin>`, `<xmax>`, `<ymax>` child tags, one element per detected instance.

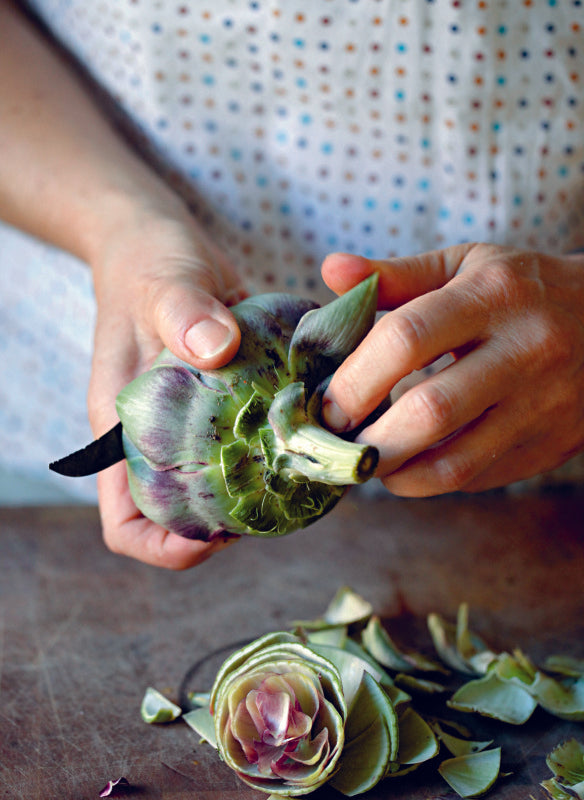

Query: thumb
<box><xmin>149</xmin><ymin>276</ymin><xmax>242</xmax><ymax>370</ymax></box>
<box><xmin>322</xmin><ymin>244</ymin><xmax>475</xmax><ymax>309</ymax></box>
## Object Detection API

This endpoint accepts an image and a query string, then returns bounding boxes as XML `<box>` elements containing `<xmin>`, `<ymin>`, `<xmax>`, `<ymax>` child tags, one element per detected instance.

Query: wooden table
<box><xmin>1</xmin><ymin>487</ymin><xmax>583</xmax><ymax>799</ymax></box>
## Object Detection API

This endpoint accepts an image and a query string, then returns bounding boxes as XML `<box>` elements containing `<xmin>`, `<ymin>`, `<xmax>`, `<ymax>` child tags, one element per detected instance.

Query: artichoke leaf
<box><xmin>362</xmin><ymin>615</ymin><xmax>448</xmax><ymax>674</ymax></box>
<box><xmin>438</xmin><ymin>748</ymin><xmax>502</xmax><ymax>798</ymax></box>
<box><xmin>289</xmin><ymin>273</ymin><xmax>379</xmax><ymax>396</ymax></box>
<box><xmin>545</xmin><ymin>739</ymin><xmax>584</xmax><ymax>787</ymax></box>
<box><xmin>331</xmin><ymin>671</ymin><xmax>398</xmax><ymax>796</ymax></box>
<box><xmin>183</xmin><ymin>707</ymin><xmax>217</xmax><ymax>748</ymax></box>
<box><xmin>448</xmin><ymin>670</ymin><xmax>537</xmax><ymax>725</ymax></box>
<box><xmin>394</xmin><ymin>707</ymin><xmax>439</xmax><ymax>767</ymax></box>
<box><xmin>140</xmin><ymin>687</ymin><xmax>182</xmax><ymax>724</ymax></box>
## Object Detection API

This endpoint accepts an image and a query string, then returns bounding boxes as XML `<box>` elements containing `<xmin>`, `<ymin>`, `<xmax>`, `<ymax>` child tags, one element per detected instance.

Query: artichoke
<box><xmin>51</xmin><ymin>275</ymin><xmax>381</xmax><ymax>540</ymax></box>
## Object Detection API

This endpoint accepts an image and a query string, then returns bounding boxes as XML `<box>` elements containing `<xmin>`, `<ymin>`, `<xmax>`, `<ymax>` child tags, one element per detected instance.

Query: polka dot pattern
<box><xmin>2</xmin><ymin>0</ymin><xmax>584</xmax><ymax>496</ymax></box>
<box><xmin>26</xmin><ymin>0</ymin><xmax>584</xmax><ymax>299</ymax></box>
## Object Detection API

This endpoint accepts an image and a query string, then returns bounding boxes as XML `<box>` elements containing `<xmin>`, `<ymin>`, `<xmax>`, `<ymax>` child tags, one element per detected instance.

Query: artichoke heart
<box><xmin>54</xmin><ymin>275</ymin><xmax>381</xmax><ymax>541</ymax></box>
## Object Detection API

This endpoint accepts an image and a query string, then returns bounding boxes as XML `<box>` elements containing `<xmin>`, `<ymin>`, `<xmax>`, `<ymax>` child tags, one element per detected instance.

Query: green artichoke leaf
<box><xmin>545</xmin><ymin>739</ymin><xmax>584</xmax><ymax>787</ymax></box>
<box><xmin>438</xmin><ymin>748</ymin><xmax>502</xmax><ymax>798</ymax></box>
<box><xmin>428</xmin><ymin>606</ymin><xmax>496</xmax><ymax>676</ymax></box>
<box><xmin>544</xmin><ymin>656</ymin><xmax>584</xmax><ymax>678</ymax></box>
<box><xmin>288</xmin><ymin>273</ymin><xmax>379</xmax><ymax>396</ymax></box>
<box><xmin>447</xmin><ymin>670</ymin><xmax>537</xmax><ymax>724</ymax></box>
<box><xmin>183</xmin><ymin>707</ymin><xmax>217</xmax><ymax>748</ymax></box>
<box><xmin>220</xmin><ymin>439</ymin><xmax>266</xmax><ymax>499</ymax></box>
<box><xmin>233</xmin><ymin>390</ymin><xmax>269</xmax><ymax>442</ymax></box>
<box><xmin>323</xmin><ymin>586</ymin><xmax>374</xmax><ymax>627</ymax></box>
<box><xmin>529</xmin><ymin>673</ymin><xmax>584</xmax><ymax>721</ymax></box>
<box><xmin>394</xmin><ymin>707</ymin><xmax>439</xmax><ymax>767</ymax></box>
<box><xmin>362</xmin><ymin>615</ymin><xmax>448</xmax><ymax>674</ymax></box>
<box><xmin>140</xmin><ymin>687</ymin><xmax>182</xmax><ymax>724</ymax></box>
<box><xmin>330</xmin><ymin>671</ymin><xmax>398</xmax><ymax>796</ymax></box>
<box><xmin>431</xmin><ymin>722</ymin><xmax>493</xmax><ymax>758</ymax></box>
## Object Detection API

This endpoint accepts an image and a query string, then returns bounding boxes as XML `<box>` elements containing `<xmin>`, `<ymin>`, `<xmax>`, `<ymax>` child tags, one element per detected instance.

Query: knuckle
<box><xmin>383</xmin><ymin>308</ymin><xmax>429</xmax><ymax>364</ymax></box>
<box><xmin>434</xmin><ymin>452</ymin><xmax>476</xmax><ymax>492</ymax></box>
<box><xmin>406</xmin><ymin>383</ymin><xmax>457</xmax><ymax>436</ymax></box>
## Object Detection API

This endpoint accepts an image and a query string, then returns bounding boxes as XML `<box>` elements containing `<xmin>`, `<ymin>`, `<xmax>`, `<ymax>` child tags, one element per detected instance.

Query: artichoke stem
<box><xmin>276</xmin><ymin>423</ymin><xmax>379</xmax><ymax>485</ymax></box>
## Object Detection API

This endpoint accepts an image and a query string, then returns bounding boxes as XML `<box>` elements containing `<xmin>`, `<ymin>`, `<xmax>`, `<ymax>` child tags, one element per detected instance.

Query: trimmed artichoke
<box><xmin>115</xmin><ymin>274</ymin><xmax>380</xmax><ymax>540</ymax></box>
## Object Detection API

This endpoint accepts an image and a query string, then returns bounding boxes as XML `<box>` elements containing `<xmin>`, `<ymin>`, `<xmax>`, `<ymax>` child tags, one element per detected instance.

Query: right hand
<box><xmin>88</xmin><ymin>203</ymin><xmax>247</xmax><ymax>570</ymax></box>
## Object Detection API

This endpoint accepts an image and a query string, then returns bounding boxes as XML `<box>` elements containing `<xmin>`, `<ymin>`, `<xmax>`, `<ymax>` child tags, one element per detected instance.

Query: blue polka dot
<box><xmin>396</xmin><ymin>42</ymin><xmax>408</xmax><ymax>53</ymax></box>
<box><xmin>513</xmin><ymin>195</ymin><xmax>523</xmax><ymax>206</ymax></box>
<box><xmin>151</xmin><ymin>23</ymin><xmax>162</xmax><ymax>34</ymax></box>
<box><xmin>497</xmin><ymin>25</ymin><xmax>507</xmax><ymax>35</ymax></box>
<box><xmin>462</xmin><ymin>213</ymin><xmax>475</xmax><ymax>226</ymax></box>
<box><xmin>202</xmin><ymin>74</ymin><xmax>214</xmax><ymax>85</ymax></box>
<box><xmin>279</xmin><ymin>203</ymin><xmax>291</xmax><ymax>215</ymax></box>
<box><xmin>300</xmin><ymin>113</ymin><xmax>313</xmax><ymax>125</ymax></box>
<box><xmin>223</xmin><ymin>18</ymin><xmax>234</xmax><ymax>28</ymax></box>
<box><xmin>296</xmin><ymin>77</ymin><xmax>308</xmax><ymax>88</ymax></box>
<box><xmin>297</xmin><ymin>137</ymin><xmax>308</xmax><ymax>149</ymax></box>
<box><xmin>228</xmin><ymin>101</ymin><xmax>240</xmax><ymax>112</ymax></box>
<box><xmin>230</xmin><ymin>148</ymin><xmax>242</xmax><ymax>161</ymax></box>
<box><xmin>390</xmin><ymin>199</ymin><xmax>402</xmax><ymax>211</ymax></box>
<box><xmin>319</xmin><ymin>41</ymin><xmax>330</xmax><ymax>50</ymax></box>
<box><xmin>558</xmin><ymin>165</ymin><xmax>570</xmax><ymax>177</ymax></box>
<box><xmin>421</xmin><ymin>138</ymin><xmax>431</xmax><ymax>149</ymax></box>
<box><xmin>415</xmin><ymin>204</ymin><xmax>427</xmax><ymax>214</ymax></box>
<box><xmin>294</xmin><ymin>38</ymin><xmax>306</xmax><ymax>48</ymax></box>
<box><xmin>447</xmin><ymin>74</ymin><xmax>457</xmax><ymax>83</ymax></box>
<box><xmin>395</xmin><ymin>89</ymin><xmax>406</xmax><ymax>100</ymax></box>
<box><xmin>497</xmin><ymin>76</ymin><xmax>506</xmax><ymax>85</ymax></box>
<box><xmin>256</xmin><ymin>175</ymin><xmax>268</xmax><ymax>187</ymax></box>
<box><xmin>200</xmin><ymin>33</ymin><xmax>211</xmax><ymax>44</ymax></box>
<box><xmin>321</xmin><ymin>142</ymin><xmax>334</xmax><ymax>154</ymax></box>
<box><xmin>418</xmin><ymin>178</ymin><xmax>431</xmax><ymax>190</ymax></box>
<box><xmin>439</xmin><ymin>207</ymin><xmax>450</xmax><ymax>219</ymax></box>
<box><xmin>364</xmin><ymin>197</ymin><xmax>377</xmax><ymax>209</ymax></box>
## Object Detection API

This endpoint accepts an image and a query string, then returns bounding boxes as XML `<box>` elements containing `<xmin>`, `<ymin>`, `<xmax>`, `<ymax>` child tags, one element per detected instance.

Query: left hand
<box><xmin>321</xmin><ymin>244</ymin><xmax>584</xmax><ymax>496</ymax></box>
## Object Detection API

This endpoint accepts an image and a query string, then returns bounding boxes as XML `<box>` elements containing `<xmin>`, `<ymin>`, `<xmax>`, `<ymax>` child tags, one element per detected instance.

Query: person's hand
<box><xmin>88</xmin><ymin>204</ymin><xmax>247</xmax><ymax>569</ymax></box>
<box><xmin>321</xmin><ymin>244</ymin><xmax>584</xmax><ymax>496</ymax></box>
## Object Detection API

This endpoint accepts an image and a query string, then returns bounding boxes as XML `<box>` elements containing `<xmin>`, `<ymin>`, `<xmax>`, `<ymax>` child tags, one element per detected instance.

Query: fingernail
<box><xmin>321</xmin><ymin>398</ymin><xmax>351</xmax><ymax>432</ymax></box>
<box><xmin>185</xmin><ymin>318</ymin><xmax>234</xmax><ymax>359</ymax></box>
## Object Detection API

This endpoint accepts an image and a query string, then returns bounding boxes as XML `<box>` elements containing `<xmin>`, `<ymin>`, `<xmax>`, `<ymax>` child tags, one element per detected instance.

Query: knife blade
<box><xmin>49</xmin><ymin>421</ymin><xmax>125</xmax><ymax>477</ymax></box>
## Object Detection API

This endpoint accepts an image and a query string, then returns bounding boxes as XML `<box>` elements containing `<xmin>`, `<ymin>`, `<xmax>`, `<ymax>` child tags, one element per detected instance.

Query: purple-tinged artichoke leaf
<box><xmin>117</xmin><ymin>365</ymin><xmax>235</xmax><ymax>469</ymax></box>
<box><xmin>289</xmin><ymin>273</ymin><xmax>378</xmax><ymax>396</ymax></box>
<box><xmin>99</xmin><ymin>777</ymin><xmax>130</xmax><ymax>797</ymax></box>
<box><xmin>125</xmin><ymin>440</ymin><xmax>244</xmax><ymax>539</ymax></box>
<box><xmin>235</xmin><ymin>293</ymin><xmax>319</xmax><ymax>338</ymax></box>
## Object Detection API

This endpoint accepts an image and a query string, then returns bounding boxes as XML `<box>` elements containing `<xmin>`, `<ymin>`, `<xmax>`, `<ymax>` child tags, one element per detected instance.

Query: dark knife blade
<box><xmin>49</xmin><ymin>421</ymin><xmax>125</xmax><ymax>477</ymax></box>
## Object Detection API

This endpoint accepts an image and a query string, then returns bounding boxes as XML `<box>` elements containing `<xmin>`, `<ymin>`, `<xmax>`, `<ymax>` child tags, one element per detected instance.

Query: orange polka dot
<box><xmin>477</xmin><ymin>26</ymin><xmax>487</xmax><ymax>35</ymax></box>
<box><xmin>345</xmin><ymin>43</ymin><xmax>356</xmax><ymax>52</ymax></box>
<box><xmin>372</xmin><ymin>17</ymin><xmax>383</xmax><ymax>26</ymax></box>
<box><xmin>399</xmin><ymin>16</ymin><xmax>409</xmax><ymax>26</ymax></box>
<box><xmin>295</xmin><ymin>13</ymin><xmax>305</xmax><ymax>22</ymax></box>
<box><xmin>571</xmin><ymin>22</ymin><xmax>580</xmax><ymax>33</ymax></box>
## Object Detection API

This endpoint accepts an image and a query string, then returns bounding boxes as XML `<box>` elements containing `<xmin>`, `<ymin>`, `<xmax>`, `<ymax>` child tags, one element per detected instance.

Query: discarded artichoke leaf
<box><xmin>544</xmin><ymin>656</ymin><xmax>584</xmax><ymax>678</ymax></box>
<box><xmin>330</xmin><ymin>671</ymin><xmax>398</xmax><ymax>796</ymax></box>
<box><xmin>140</xmin><ymin>687</ymin><xmax>182</xmax><ymax>724</ymax></box>
<box><xmin>448</xmin><ymin>670</ymin><xmax>537</xmax><ymax>725</ymax></box>
<box><xmin>187</xmin><ymin>690</ymin><xmax>211</xmax><ymax>708</ymax></box>
<box><xmin>304</xmin><ymin>626</ymin><xmax>348</xmax><ymax>648</ymax></box>
<box><xmin>530</xmin><ymin>674</ymin><xmax>584</xmax><ymax>721</ymax></box>
<box><xmin>292</xmin><ymin>586</ymin><xmax>373</xmax><ymax>631</ymax></box>
<box><xmin>394</xmin><ymin>673</ymin><xmax>449</xmax><ymax>695</ymax></box>
<box><xmin>183</xmin><ymin>707</ymin><xmax>217</xmax><ymax>748</ymax></box>
<box><xmin>438</xmin><ymin>748</ymin><xmax>502</xmax><ymax>798</ymax></box>
<box><xmin>395</xmin><ymin>707</ymin><xmax>439</xmax><ymax>767</ymax></box>
<box><xmin>309</xmin><ymin>642</ymin><xmax>387</xmax><ymax>710</ymax></box>
<box><xmin>432</xmin><ymin>722</ymin><xmax>493</xmax><ymax>758</ymax></box>
<box><xmin>546</xmin><ymin>739</ymin><xmax>584</xmax><ymax>785</ymax></box>
<box><xmin>541</xmin><ymin>777</ymin><xmax>583</xmax><ymax>800</ymax></box>
<box><xmin>428</xmin><ymin>606</ymin><xmax>495</xmax><ymax>676</ymax></box>
<box><xmin>362</xmin><ymin>615</ymin><xmax>448</xmax><ymax>674</ymax></box>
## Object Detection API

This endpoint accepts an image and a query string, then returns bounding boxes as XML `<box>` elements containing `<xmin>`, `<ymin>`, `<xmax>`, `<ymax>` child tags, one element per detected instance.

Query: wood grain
<box><xmin>1</xmin><ymin>487</ymin><xmax>582</xmax><ymax>799</ymax></box>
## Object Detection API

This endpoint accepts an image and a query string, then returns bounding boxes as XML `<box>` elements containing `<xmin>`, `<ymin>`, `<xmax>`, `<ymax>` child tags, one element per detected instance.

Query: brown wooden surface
<box><xmin>1</xmin><ymin>487</ymin><xmax>583</xmax><ymax>800</ymax></box>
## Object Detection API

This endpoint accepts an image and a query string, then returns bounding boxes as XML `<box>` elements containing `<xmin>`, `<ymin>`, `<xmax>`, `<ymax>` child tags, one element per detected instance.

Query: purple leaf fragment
<box><xmin>99</xmin><ymin>777</ymin><xmax>130</xmax><ymax>797</ymax></box>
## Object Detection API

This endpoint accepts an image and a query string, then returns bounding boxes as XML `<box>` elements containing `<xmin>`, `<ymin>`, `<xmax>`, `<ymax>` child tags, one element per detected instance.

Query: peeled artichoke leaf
<box><xmin>395</xmin><ymin>707</ymin><xmax>439</xmax><ymax>766</ymax></box>
<box><xmin>428</xmin><ymin>609</ymin><xmax>494</xmax><ymax>676</ymax></box>
<box><xmin>289</xmin><ymin>273</ymin><xmax>379</xmax><ymax>396</ymax></box>
<box><xmin>542</xmin><ymin>777</ymin><xmax>584</xmax><ymax>800</ymax></box>
<box><xmin>394</xmin><ymin>673</ymin><xmax>449</xmax><ymax>695</ymax></box>
<box><xmin>330</xmin><ymin>671</ymin><xmax>397</xmax><ymax>796</ymax></box>
<box><xmin>183</xmin><ymin>707</ymin><xmax>217</xmax><ymax>748</ymax></box>
<box><xmin>545</xmin><ymin>657</ymin><xmax>584</xmax><ymax>678</ymax></box>
<box><xmin>304</xmin><ymin>626</ymin><xmax>348</xmax><ymax>648</ymax></box>
<box><xmin>530</xmin><ymin>674</ymin><xmax>584</xmax><ymax>721</ymax></box>
<box><xmin>432</xmin><ymin>722</ymin><xmax>493</xmax><ymax>758</ymax></box>
<box><xmin>546</xmin><ymin>739</ymin><xmax>584</xmax><ymax>786</ymax></box>
<box><xmin>140</xmin><ymin>687</ymin><xmax>182</xmax><ymax>724</ymax></box>
<box><xmin>362</xmin><ymin>615</ymin><xmax>447</xmax><ymax>674</ymax></box>
<box><xmin>448</xmin><ymin>671</ymin><xmax>537</xmax><ymax>725</ymax></box>
<box><xmin>323</xmin><ymin>586</ymin><xmax>373</xmax><ymax>626</ymax></box>
<box><xmin>438</xmin><ymin>747</ymin><xmax>501</xmax><ymax>798</ymax></box>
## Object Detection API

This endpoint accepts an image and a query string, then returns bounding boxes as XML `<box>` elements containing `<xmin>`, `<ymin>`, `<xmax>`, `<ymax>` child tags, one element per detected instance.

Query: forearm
<box><xmin>0</xmin><ymin>0</ymin><xmax>186</xmax><ymax>267</ymax></box>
